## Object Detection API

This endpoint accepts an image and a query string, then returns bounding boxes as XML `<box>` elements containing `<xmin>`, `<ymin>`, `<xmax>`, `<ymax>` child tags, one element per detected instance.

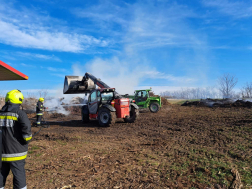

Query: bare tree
<box><xmin>160</xmin><ymin>87</ymin><xmax>222</xmax><ymax>99</ymax></box>
<box><xmin>38</xmin><ymin>89</ymin><xmax>48</xmax><ymax>99</ymax></box>
<box><xmin>26</xmin><ymin>92</ymin><xmax>37</xmax><ymax>99</ymax></box>
<box><xmin>218</xmin><ymin>73</ymin><xmax>238</xmax><ymax>98</ymax></box>
<box><xmin>240</xmin><ymin>82</ymin><xmax>252</xmax><ymax>98</ymax></box>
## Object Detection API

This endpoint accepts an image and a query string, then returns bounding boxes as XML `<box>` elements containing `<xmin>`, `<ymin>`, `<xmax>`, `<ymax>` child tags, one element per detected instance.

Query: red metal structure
<box><xmin>0</xmin><ymin>60</ymin><xmax>28</xmax><ymax>81</ymax></box>
<box><xmin>82</xmin><ymin>87</ymin><xmax>138</xmax><ymax>127</ymax></box>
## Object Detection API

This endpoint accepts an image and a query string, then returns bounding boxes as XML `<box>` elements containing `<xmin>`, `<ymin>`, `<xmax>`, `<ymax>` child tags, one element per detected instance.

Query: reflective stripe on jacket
<box><xmin>2</xmin><ymin>151</ymin><xmax>28</xmax><ymax>161</ymax></box>
<box><xmin>0</xmin><ymin>103</ymin><xmax>32</xmax><ymax>162</ymax></box>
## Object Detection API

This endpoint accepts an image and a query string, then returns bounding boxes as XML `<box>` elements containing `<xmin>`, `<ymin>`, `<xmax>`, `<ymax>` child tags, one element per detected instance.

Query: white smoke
<box><xmin>242</xmin><ymin>98</ymin><xmax>252</xmax><ymax>102</ymax></box>
<box><xmin>71</xmin><ymin>57</ymin><xmax>179</xmax><ymax>95</ymax></box>
<box><xmin>72</xmin><ymin>57</ymin><xmax>141</xmax><ymax>94</ymax></box>
<box><xmin>44</xmin><ymin>98</ymin><xmax>70</xmax><ymax>115</ymax></box>
<box><xmin>43</xmin><ymin>87</ymin><xmax>90</xmax><ymax>115</ymax></box>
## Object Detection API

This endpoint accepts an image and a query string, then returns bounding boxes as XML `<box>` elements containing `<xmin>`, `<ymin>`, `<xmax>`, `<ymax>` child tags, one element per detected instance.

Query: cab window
<box><xmin>137</xmin><ymin>91</ymin><xmax>141</xmax><ymax>97</ymax></box>
<box><xmin>137</xmin><ymin>91</ymin><xmax>147</xmax><ymax>97</ymax></box>
<box><xmin>90</xmin><ymin>91</ymin><xmax>97</xmax><ymax>102</ymax></box>
<box><xmin>101</xmin><ymin>92</ymin><xmax>113</xmax><ymax>101</ymax></box>
<box><xmin>142</xmin><ymin>91</ymin><xmax>147</xmax><ymax>97</ymax></box>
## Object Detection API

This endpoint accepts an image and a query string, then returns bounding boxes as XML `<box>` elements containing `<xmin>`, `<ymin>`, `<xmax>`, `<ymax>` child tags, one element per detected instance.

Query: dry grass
<box><xmin>167</xmin><ymin>98</ymin><xmax>187</xmax><ymax>104</ymax></box>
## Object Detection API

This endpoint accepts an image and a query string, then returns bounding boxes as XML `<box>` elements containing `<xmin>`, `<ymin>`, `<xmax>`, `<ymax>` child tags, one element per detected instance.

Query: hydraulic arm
<box><xmin>83</xmin><ymin>73</ymin><xmax>111</xmax><ymax>89</ymax></box>
<box><xmin>63</xmin><ymin>72</ymin><xmax>118</xmax><ymax>94</ymax></box>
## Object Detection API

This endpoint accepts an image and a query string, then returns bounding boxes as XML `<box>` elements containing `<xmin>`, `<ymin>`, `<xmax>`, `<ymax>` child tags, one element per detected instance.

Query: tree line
<box><xmin>160</xmin><ymin>73</ymin><xmax>252</xmax><ymax>99</ymax></box>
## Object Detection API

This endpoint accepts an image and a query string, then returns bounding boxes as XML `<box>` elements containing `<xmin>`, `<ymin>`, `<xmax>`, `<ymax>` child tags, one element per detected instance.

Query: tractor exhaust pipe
<box><xmin>63</xmin><ymin>76</ymin><xmax>96</xmax><ymax>94</ymax></box>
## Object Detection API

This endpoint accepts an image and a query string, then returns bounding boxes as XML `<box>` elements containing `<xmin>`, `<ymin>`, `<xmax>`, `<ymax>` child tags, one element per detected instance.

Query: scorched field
<box><xmin>4</xmin><ymin>104</ymin><xmax>252</xmax><ymax>189</ymax></box>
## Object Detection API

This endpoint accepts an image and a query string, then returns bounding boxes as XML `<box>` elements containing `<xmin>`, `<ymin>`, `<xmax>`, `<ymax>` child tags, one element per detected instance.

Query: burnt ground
<box><xmin>4</xmin><ymin>105</ymin><xmax>252</xmax><ymax>189</ymax></box>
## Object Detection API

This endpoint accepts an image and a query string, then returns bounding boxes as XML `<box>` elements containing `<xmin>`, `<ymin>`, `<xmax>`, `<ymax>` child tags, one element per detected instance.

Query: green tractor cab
<box><xmin>125</xmin><ymin>89</ymin><xmax>162</xmax><ymax>113</ymax></box>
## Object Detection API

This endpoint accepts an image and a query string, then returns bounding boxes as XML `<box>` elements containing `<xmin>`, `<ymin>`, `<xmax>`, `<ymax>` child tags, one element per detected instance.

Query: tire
<box><xmin>149</xmin><ymin>102</ymin><xmax>160</xmax><ymax>113</ymax></box>
<box><xmin>82</xmin><ymin>113</ymin><xmax>90</xmax><ymax>123</ymax></box>
<box><xmin>124</xmin><ymin>106</ymin><xmax>139</xmax><ymax>123</ymax></box>
<box><xmin>98</xmin><ymin>107</ymin><xmax>116</xmax><ymax>127</ymax></box>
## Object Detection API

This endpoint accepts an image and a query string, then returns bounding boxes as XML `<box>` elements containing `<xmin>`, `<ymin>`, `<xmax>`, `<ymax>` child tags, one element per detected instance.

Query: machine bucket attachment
<box><xmin>63</xmin><ymin>76</ymin><xmax>96</xmax><ymax>94</ymax></box>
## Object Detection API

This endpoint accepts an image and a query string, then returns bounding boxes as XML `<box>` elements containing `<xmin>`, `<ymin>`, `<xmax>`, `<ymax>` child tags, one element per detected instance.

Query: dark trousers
<box><xmin>36</xmin><ymin>115</ymin><xmax>42</xmax><ymax>125</ymax></box>
<box><xmin>0</xmin><ymin>160</ymin><xmax>26</xmax><ymax>189</ymax></box>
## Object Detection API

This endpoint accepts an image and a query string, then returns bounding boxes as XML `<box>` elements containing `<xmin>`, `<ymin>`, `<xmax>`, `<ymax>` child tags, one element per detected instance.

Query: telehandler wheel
<box><xmin>149</xmin><ymin>102</ymin><xmax>160</xmax><ymax>113</ymax></box>
<box><xmin>98</xmin><ymin>107</ymin><xmax>116</xmax><ymax>127</ymax></box>
<box><xmin>82</xmin><ymin>113</ymin><xmax>90</xmax><ymax>123</ymax></box>
<box><xmin>124</xmin><ymin>106</ymin><xmax>139</xmax><ymax>123</ymax></box>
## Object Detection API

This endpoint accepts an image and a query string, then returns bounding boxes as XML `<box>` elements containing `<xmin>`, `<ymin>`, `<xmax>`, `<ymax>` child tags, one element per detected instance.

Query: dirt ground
<box><xmin>4</xmin><ymin>105</ymin><xmax>252</xmax><ymax>189</ymax></box>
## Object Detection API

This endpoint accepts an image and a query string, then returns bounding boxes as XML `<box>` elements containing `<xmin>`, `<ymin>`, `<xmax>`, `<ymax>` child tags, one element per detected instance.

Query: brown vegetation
<box><xmin>0</xmin><ymin>97</ymin><xmax>5</xmax><ymax>109</ymax></box>
<box><xmin>161</xmin><ymin>97</ymin><xmax>170</xmax><ymax>105</ymax></box>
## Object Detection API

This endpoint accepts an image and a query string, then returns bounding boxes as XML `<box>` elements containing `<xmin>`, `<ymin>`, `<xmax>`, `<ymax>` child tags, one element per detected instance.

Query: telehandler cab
<box><xmin>124</xmin><ymin>89</ymin><xmax>162</xmax><ymax>113</ymax></box>
<box><xmin>82</xmin><ymin>88</ymin><xmax>138</xmax><ymax>126</ymax></box>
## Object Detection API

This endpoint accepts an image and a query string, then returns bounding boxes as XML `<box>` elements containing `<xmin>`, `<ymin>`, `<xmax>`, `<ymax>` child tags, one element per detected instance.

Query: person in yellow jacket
<box><xmin>0</xmin><ymin>89</ymin><xmax>32</xmax><ymax>189</ymax></box>
<box><xmin>36</xmin><ymin>97</ymin><xmax>45</xmax><ymax>126</ymax></box>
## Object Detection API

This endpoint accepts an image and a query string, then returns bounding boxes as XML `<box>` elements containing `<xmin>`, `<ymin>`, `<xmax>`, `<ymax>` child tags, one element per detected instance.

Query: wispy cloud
<box><xmin>41</xmin><ymin>66</ymin><xmax>67</xmax><ymax>72</ymax></box>
<box><xmin>72</xmin><ymin>1</ymin><xmax>130</xmax><ymax>32</ymax></box>
<box><xmin>20</xmin><ymin>63</ymin><xmax>36</xmax><ymax>68</ymax></box>
<box><xmin>0</xmin><ymin>1</ymin><xmax>109</xmax><ymax>53</ymax></box>
<box><xmin>73</xmin><ymin>1</ymin><xmax>201</xmax><ymax>50</ymax></box>
<box><xmin>142</xmin><ymin>71</ymin><xmax>196</xmax><ymax>83</ymax></box>
<box><xmin>17</xmin><ymin>52</ymin><xmax>62</xmax><ymax>62</ymax></box>
<box><xmin>202</xmin><ymin>0</ymin><xmax>252</xmax><ymax>18</ymax></box>
<box><xmin>0</xmin><ymin>21</ymin><xmax>109</xmax><ymax>53</ymax></box>
<box><xmin>0</xmin><ymin>54</ymin><xmax>17</xmax><ymax>61</ymax></box>
<box><xmin>51</xmin><ymin>73</ymin><xmax>66</xmax><ymax>78</ymax></box>
<box><xmin>47</xmin><ymin>67</ymin><xmax>67</xmax><ymax>72</ymax></box>
<box><xmin>125</xmin><ymin>2</ymin><xmax>199</xmax><ymax>48</ymax></box>
<box><xmin>20</xmin><ymin>64</ymin><xmax>68</xmax><ymax>73</ymax></box>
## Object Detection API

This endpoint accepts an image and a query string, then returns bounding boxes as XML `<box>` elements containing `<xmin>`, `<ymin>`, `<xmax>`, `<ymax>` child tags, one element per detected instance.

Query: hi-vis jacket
<box><xmin>36</xmin><ymin>101</ymin><xmax>44</xmax><ymax>115</ymax></box>
<box><xmin>0</xmin><ymin>103</ymin><xmax>32</xmax><ymax>162</ymax></box>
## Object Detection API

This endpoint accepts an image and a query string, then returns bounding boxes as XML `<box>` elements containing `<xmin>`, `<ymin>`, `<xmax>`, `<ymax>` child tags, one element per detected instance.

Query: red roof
<box><xmin>0</xmin><ymin>60</ymin><xmax>28</xmax><ymax>81</ymax></box>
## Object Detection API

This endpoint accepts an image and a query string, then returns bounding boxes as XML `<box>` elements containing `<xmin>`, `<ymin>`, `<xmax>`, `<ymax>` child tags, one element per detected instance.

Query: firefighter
<box><xmin>36</xmin><ymin>97</ymin><xmax>45</xmax><ymax>126</ymax></box>
<box><xmin>0</xmin><ymin>89</ymin><xmax>32</xmax><ymax>189</ymax></box>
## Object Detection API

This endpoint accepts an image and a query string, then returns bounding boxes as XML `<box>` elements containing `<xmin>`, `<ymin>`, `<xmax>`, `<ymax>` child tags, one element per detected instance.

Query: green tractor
<box><xmin>124</xmin><ymin>89</ymin><xmax>162</xmax><ymax>113</ymax></box>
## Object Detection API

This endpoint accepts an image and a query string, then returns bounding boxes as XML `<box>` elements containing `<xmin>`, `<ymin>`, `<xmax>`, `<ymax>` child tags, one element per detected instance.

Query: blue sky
<box><xmin>0</xmin><ymin>0</ymin><xmax>252</xmax><ymax>96</ymax></box>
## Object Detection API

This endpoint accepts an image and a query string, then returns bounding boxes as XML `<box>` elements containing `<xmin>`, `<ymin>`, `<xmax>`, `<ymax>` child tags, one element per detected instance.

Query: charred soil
<box><xmin>5</xmin><ymin>105</ymin><xmax>252</xmax><ymax>188</ymax></box>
